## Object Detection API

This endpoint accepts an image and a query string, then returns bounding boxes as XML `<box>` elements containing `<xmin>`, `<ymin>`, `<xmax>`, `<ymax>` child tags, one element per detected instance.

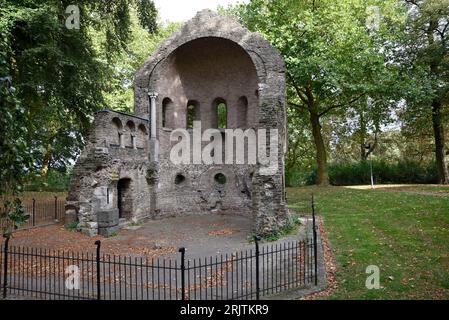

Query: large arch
<box><xmin>147</xmin><ymin>37</ymin><xmax>259</xmax><ymax>130</ymax></box>
<box><xmin>132</xmin><ymin>9</ymin><xmax>289</xmax><ymax>235</ymax></box>
<box><xmin>134</xmin><ymin>10</ymin><xmax>285</xmax><ymax>121</ymax></box>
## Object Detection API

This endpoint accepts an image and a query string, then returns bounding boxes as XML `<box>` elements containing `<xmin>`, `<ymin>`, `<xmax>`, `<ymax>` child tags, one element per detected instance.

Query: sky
<box><xmin>153</xmin><ymin>0</ymin><xmax>248</xmax><ymax>23</ymax></box>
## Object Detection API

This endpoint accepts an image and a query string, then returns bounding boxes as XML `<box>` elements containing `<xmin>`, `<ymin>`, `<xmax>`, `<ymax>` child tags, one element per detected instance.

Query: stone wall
<box><xmin>65</xmin><ymin>110</ymin><xmax>151</xmax><ymax>236</ymax></box>
<box><xmin>134</xmin><ymin>10</ymin><xmax>290</xmax><ymax>235</ymax></box>
<box><xmin>66</xmin><ymin>9</ymin><xmax>290</xmax><ymax>237</ymax></box>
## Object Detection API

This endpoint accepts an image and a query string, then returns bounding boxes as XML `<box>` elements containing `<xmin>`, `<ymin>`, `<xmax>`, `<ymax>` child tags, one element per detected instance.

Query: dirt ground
<box><xmin>7</xmin><ymin>213</ymin><xmax>304</xmax><ymax>260</ymax></box>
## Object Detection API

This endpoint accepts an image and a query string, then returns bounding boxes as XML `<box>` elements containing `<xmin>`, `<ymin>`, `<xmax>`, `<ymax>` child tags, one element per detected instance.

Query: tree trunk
<box><xmin>431</xmin><ymin>99</ymin><xmax>449</xmax><ymax>184</ymax></box>
<box><xmin>310</xmin><ymin>112</ymin><xmax>329</xmax><ymax>186</ymax></box>
<box><xmin>40</xmin><ymin>147</ymin><xmax>52</xmax><ymax>177</ymax></box>
<box><xmin>427</xmin><ymin>17</ymin><xmax>448</xmax><ymax>184</ymax></box>
<box><xmin>359</xmin><ymin>113</ymin><xmax>368</xmax><ymax>161</ymax></box>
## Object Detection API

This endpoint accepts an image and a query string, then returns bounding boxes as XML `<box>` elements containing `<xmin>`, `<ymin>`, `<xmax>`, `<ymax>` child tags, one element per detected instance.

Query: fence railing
<box><xmin>1</xmin><ymin>196</ymin><xmax>320</xmax><ymax>300</ymax></box>
<box><xmin>0</xmin><ymin>196</ymin><xmax>65</xmax><ymax>230</ymax></box>
<box><xmin>0</xmin><ymin>236</ymin><xmax>318</xmax><ymax>300</ymax></box>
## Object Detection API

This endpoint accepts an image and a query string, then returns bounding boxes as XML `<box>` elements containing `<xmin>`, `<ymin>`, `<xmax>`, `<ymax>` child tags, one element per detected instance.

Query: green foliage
<box><xmin>98</xmin><ymin>15</ymin><xmax>180</xmax><ymax>112</ymax></box>
<box><xmin>265</xmin><ymin>220</ymin><xmax>301</xmax><ymax>242</ymax></box>
<box><xmin>66</xmin><ymin>220</ymin><xmax>79</xmax><ymax>232</ymax></box>
<box><xmin>217</xmin><ymin>103</ymin><xmax>227</xmax><ymax>129</ymax></box>
<box><xmin>0</xmin><ymin>198</ymin><xmax>30</xmax><ymax>237</ymax></box>
<box><xmin>226</xmin><ymin>0</ymin><xmax>407</xmax><ymax>185</ymax></box>
<box><xmin>395</xmin><ymin>0</ymin><xmax>449</xmax><ymax>184</ymax></box>
<box><xmin>301</xmin><ymin>160</ymin><xmax>439</xmax><ymax>186</ymax></box>
<box><xmin>285</xmin><ymin>164</ymin><xmax>314</xmax><ymax>187</ymax></box>
<box><xmin>398</xmin><ymin>0</ymin><xmax>449</xmax><ymax>107</ymax></box>
<box><xmin>0</xmin><ymin>22</ymin><xmax>33</xmax><ymax>196</ymax></box>
<box><xmin>135</xmin><ymin>0</ymin><xmax>158</xmax><ymax>33</ymax></box>
<box><xmin>249</xmin><ymin>215</ymin><xmax>302</xmax><ymax>242</ymax></box>
<box><xmin>0</xmin><ymin>0</ymin><xmax>159</xmax><ymax>196</ymax></box>
<box><xmin>24</xmin><ymin>169</ymin><xmax>71</xmax><ymax>192</ymax></box>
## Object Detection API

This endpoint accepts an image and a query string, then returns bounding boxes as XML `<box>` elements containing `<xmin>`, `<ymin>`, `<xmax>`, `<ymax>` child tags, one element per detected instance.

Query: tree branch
<box><xmin>289</xmin><ymin>101</ymin><xmax>308</xmax><ymax>112</ymax></box>
<box><xmin>287</xmin><ymin>72</ymin><xmax>309</xmax><ymax>105</ymax></box>
<box><xmin>404</xmin><ymin>0</ymin><xmax>421</xmax><ymax>8</ymax></box>
<box><xmin>318</xmin><ymin>93</ymin><xmax>366</xmax><ymax>117</ymax></box>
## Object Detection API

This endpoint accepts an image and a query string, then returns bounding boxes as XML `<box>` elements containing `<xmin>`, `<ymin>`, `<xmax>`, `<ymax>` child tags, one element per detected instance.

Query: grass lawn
<box><xmin>287</xmin><ymin>185</ymin><xmax>449</xmax><ymax>300</ymax></box>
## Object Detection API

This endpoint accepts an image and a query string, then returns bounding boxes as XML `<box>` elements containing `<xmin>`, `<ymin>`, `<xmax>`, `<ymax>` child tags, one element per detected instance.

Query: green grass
<box><xmin>287</xmin><ymin>185</ymin><xmax>449</xmax><ymax>300</ymax></box>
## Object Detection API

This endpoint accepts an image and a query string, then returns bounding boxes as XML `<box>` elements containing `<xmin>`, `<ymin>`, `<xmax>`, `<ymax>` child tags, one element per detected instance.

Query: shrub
<box><xmin>0</xmin><ymin>198</ymin><xmax>30</xmax><ymax>237</ymax></box>
<box><xmin>297</xmin><ymin>160</ymin><xmax>440</xmax><ymax>186</ymax></box>
<box><xmin>285</xmin><ymin>165</ymin><xmax>316</xmax><ymax>187</ymax></box>
<box><xmin>66</xmin><ymin>221</ymin><xmax>79</xmax><ymax>232</ymax></box>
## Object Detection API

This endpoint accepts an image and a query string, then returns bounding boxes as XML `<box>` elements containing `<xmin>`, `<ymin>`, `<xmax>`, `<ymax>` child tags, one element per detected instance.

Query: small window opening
<box><xmin>162</xmin><ymin>98</ymin><xmax>173</xmax><ymax>128</ymax></box>
<box><xmin>187</xmin><ymin>105</ymin><xmax>196</xmax><ymax>129</ymax></box>
<box><xmin>186</xmin><ymin>100</ymin><xmax>200</xmax><ymax>129</ymax></box>
<box><xmin>214</xmin><ymin>173</ymin><xmax>226</xmax><ymax>185</ymax></box>
<box><xmin>217</xmin><ymin>103</ymin><xmax>227</xmax><ymax>129</ymax></box>
<box><xmin>175</xmin><ymin>174</ymin><xmax>186</xmax><ymax>185</ymax></box>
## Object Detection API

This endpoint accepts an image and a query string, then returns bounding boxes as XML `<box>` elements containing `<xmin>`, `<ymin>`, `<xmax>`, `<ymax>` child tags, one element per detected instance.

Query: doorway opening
<box><xmin>117</xmin><ymin>178</ymin><xmax>132</xmax><ymax>219</ymax></box>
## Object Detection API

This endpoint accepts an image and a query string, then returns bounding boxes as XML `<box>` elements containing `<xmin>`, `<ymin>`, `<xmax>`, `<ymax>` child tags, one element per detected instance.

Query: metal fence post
<box><xmin>54</xmin><ymin>196</ymin><xmax>58</xmax><ymax>222</ymax></box>
<box><xmin>32</xmin><ymin>198</ymin><xmax>36</xmax><ymax>227</ymax></box>
<box><xmin>2</xmin><ymin>236</ymin><xmax>10</xmax><ymax>299</ymax></box>
<box><xmin>95</xmin><ymin>240</ymin><xmax>101</xmax><ymax>300</ymax></box>
<box><xmin>255</xmin><ymin>235</ymin><xmax>261</xmax><ymax>300</ymax></box>
<box><xmin>312</xmin><ymin>194</ymin><xmax>318</xmax><ymax>286</ymax></box>
<box><xmin>179</xmin><ymin>247</ymin><xmax>186</xmax><ymax>300</ymax></box>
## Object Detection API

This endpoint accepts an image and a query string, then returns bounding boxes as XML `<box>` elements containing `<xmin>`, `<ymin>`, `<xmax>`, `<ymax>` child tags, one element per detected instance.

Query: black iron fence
<box><xmin>0</xmin><ymin>196</ymin><xmax>320</xmax><ymax>300</ymax></box>
<box><xmin>0</xmin><ymin>235</ymin><xmax>318</xmax><ymax>300</ymax></box>
<box><xmin>0</xmin><ymin>196</ymin><xmax>65</xmax><ymax>230</ymax></box>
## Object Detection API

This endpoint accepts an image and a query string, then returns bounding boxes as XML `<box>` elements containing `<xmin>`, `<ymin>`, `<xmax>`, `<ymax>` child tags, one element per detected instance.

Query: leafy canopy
<box><xmin>0</xmin><ymin>0</ymin><xmax>159</xmax><ymax>195</ymax></box>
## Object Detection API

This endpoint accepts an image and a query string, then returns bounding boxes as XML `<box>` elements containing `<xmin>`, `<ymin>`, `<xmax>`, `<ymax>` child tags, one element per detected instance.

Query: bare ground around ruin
<box><xmin>7</xmin><ymin>213</ymin><xmax>307</xmax><ymax>260</ymax></box>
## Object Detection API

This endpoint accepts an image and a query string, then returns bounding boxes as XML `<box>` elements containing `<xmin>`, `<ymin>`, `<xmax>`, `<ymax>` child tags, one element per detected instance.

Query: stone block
<box><xmin>81</xmin><ymin>227</ymin><xmax>98</xmax><ymax>237</ymax></box>
<box><xmin>97</xmin><ymin>209</ymin><xmax>119</xmax><ymax>228</ymax></box>
<box><xmin>98</xmin><ymin>225</ymin><xmax>120</xmax><ymax>237</ymax></box>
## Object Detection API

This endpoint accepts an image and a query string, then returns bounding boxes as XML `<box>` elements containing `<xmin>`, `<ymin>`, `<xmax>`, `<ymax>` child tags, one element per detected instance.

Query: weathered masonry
<box><xmin>65</xmin><ymin>10</ymin><xmax>290</xmax><ymax>237</ymax></box>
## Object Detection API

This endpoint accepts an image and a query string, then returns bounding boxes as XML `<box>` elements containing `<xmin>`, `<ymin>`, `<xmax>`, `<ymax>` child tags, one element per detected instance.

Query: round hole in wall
<box><xmin>175</xmin><ymin>174</ymin><xmax>186</xmax><ymax>185</ymax></box>
<box><xmin>214</xmin><ymin>173</ymin><xmax>226</xmax><ymax>185</ymax></box>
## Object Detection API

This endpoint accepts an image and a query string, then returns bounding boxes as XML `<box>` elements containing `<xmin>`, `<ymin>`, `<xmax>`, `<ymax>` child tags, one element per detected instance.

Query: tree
<box><xmin>399</xmin><ymin>0</ymin><xmax>449</xmax><ymax>184</ymax></box>
<box><xmin>229</xmin><ymin>0</ymin><xmax>405</xmax><ymax>185</ymax></box>
<box><xmin>0</xmin><ymin>0</ymin><xmax>159</xmax><ymax>194</ymax></box>
<box><xmin>0</xmin><ymin>199</ymin><xmax>29</xmax><ymax>238</ymax></box>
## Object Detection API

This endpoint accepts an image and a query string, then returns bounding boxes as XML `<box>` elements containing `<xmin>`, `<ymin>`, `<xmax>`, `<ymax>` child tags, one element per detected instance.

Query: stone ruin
<box><xmin>65</xmin><ymin>10</ymin><xmax>290</xmax><ymax>237</ymax></box>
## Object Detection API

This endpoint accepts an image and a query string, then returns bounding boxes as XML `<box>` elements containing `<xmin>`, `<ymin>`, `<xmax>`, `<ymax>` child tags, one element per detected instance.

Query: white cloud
<box><xmin>153</xmin><ymin>0</ymin><xmax>248</xmax><ymax>23</ymax></box>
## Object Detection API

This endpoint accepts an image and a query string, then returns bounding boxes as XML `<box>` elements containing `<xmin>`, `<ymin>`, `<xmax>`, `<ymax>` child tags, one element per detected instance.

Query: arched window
<box><xmin>126</xmin><ymin>120</ymin><xmax>136</xmax><ymax>132</ymax></box>
<box><xmin>237</xmin><ymin>96</ymin><xmax>248</xmax><ymax>128</ymax></box>
<box><xmin>217</xmin><ymin>103</ymin><xmax>227</xmax><ymax>129</ymax></box>
<box><xmin>186</xmin><ymin>100</ymin><xmax>200</xmax><ymax>129</ymax></box>
<box><xmin>212</xmin><ymin>98</ymin><xmax>227</xmax><ymax>129</ymax></box>
<box><xmin>136</xmin><ymin>124</ymin><xmax>148</xmax><ymax>149</ymax></box>
<box><xmin>162</xmin><ymin>98</ymin><xmax>173</xmax><ymax>128</ymax></box>
<box><xmin>125</xmin><ymin>121</ymin><xmax>136</xmax><ymax>148</ymax></box>
<box><xmin>112</xmin><ymin>117</ymin><xmax>123</xmax><ymax>147</ymax></box>
<box><xmin>112</xmin><ymin>117</ymin><xmax>123</xmax><ymax>130</ymax></box>
<box><xmin>138</xmin><ymin>124</ymin><xmax>147</xmax><ymax>135</ymax></box>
